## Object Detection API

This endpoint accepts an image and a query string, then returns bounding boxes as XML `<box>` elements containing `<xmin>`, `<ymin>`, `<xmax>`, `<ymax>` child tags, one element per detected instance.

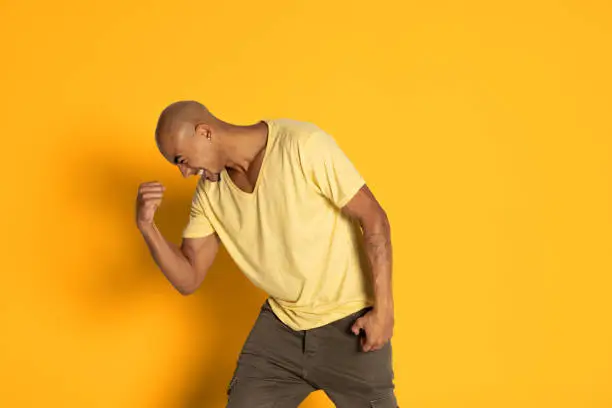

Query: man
<box><xmin>136</xmin><ymin>100</ymin><xmax>397</xmax><ymax>407</ymax></box>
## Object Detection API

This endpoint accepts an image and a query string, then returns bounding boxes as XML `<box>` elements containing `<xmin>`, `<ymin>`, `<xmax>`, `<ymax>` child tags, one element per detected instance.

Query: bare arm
<box><xmin>342</xmin><ymin>184</ymin><xmax>394</xmax><ymax>351</ymax></box>
<box><xmin>136</xmin><ymin>181</ymin><xmax>219</xmax><ymax>295</ymax></box>
<box><xmin>139</xmin><ymin>223</ymin><xmax>219</xmax><ymax>295</ymax></box>
<box><xmin>342</xmin><ymin>184</ymin><xmax>394</xmax><ymax>313</ymax></box>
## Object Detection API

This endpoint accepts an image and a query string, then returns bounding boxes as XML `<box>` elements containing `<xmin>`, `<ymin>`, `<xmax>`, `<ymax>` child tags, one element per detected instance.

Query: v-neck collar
<box><xmin>222</xmin><ymin>119</ymin><xmax>273</xmax><ymax>196</ymax></box>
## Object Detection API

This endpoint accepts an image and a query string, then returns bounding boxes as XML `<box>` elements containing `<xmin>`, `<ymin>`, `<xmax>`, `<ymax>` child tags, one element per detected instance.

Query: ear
<box><xmin>194</xmin><ymin>123</ymin><xmax>212</xmax><ymax>140</ymax></box>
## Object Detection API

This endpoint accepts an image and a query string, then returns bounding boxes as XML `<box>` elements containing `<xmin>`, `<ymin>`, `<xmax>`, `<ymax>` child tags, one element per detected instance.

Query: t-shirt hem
<box><xmin>268</xmin><ymin>298</ymin><xmax>374</xmax><ymax>331</ymax></box>
<box><xmin>182</xmin><ymin>230</ymin><xmax>215</xmax><ymax>238</ymax></box>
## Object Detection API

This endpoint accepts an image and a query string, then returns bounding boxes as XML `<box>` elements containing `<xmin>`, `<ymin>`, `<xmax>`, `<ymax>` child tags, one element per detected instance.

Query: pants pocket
<box><xmin>328</xmin><ymin>306</ymin><xmax>372</xmax><ymax>335</ymax></box>
<box><xmin>370</xmin><ymin>393</ymin><xmax>398</xmax><ymax>407</ymax></box>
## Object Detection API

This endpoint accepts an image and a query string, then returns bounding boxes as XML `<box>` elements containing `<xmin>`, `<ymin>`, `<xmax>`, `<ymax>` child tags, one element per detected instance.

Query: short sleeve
<box><xmin>299</xmin><ymin>130</ymin><xmax>366</xmax><ymax>208</ymax></box>
<box><xmin>182</xmin><ymin>182</ymin><xmax>215</xmax><ymax>238</ymax></box>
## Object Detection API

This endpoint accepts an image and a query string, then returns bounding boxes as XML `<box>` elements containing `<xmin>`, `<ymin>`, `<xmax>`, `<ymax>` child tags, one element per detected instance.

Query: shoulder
<box><xmin>268</xmin><ymin>118</ymin><xmax>321</xmax><ymax>143</ymax></box>
<box><xmin>268</xmin><ymin>118</ymin><xmax>333</xmax><ymax>153</ymax></box>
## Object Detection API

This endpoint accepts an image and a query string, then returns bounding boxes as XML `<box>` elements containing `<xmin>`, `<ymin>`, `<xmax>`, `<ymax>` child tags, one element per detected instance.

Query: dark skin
<box><xmin>343</xmin><ymin>185</ymin><xmax>394</xmax><ymax>352</ymax></box>
<box><xmin>225</xmin><ymin>135</ymin><xmax>267</xmax><ymax>193</ymax></box>
<box><xmin>137</xmin><ymin>101</ymin><xmax>394</xmax><ymax>351</ymax></box>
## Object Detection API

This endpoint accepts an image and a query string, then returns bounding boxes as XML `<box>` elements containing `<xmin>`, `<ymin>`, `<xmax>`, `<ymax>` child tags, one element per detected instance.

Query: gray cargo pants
<box><xmin>226</xmin><ymin>299</ymin><xmax>398</xmax><ymax>407</ymax></box>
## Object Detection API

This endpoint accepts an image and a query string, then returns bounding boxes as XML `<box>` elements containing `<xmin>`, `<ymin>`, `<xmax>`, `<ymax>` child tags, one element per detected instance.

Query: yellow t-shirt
<box><xmin>182</xmin><ymin>118</ymin><xmax>374</xmax><ymax>330</ymax></box>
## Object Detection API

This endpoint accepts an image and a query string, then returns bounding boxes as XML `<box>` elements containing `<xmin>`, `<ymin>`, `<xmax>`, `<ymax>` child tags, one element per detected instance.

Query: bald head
<box><xmin>155</xmin><ymin>100</ymin><xmax>217</xmax><ymax>146</ymax></box>
<box><xmin>154</xmin><ymin>100</ymin><xmax>228</xmax><ymax>180</ymax></box>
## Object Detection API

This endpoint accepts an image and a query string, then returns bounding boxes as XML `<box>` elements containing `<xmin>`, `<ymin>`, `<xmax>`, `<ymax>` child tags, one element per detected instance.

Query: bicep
<box><xmin>181</xmin><ymin>232</ymin><xmax>220</xmax><ymax>284</ymax></box>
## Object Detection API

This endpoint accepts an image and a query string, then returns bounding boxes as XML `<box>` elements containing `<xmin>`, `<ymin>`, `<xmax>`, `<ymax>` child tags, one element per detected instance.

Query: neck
<box><xmin>221</xmin><ymin>121</ymin><xmax>268</xmax><ymax>174</ymax></box>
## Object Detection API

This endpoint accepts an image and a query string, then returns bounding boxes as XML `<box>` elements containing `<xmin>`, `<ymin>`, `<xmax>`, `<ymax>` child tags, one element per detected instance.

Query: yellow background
<box><xmin>1</xmin><ymin>0</ymin><xmax>611</xmax><ymax>407</ymax></box>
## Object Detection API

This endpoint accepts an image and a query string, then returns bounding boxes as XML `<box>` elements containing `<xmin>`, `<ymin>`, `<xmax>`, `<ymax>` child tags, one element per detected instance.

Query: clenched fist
<box><xmin>136</xmin><ymin>181</ymin><xmax>166</xmax><ymax>229</ymax></box>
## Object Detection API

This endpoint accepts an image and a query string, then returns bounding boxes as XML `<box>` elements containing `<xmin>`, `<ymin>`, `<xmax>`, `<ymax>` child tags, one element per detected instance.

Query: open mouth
<box><xmin>195</xmin><ymin>168</ymin><xmax>221</xmax><ymax>182</ymax></box>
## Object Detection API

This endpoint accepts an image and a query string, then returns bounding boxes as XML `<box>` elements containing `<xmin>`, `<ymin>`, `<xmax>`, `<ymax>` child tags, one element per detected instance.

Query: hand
<box><xmin>351</xmin><ymin>308</ymin><xmax>394</xmax><ymax>352</ymax></box>
<box><xmin>136</xmin><ymin>181</ymin><xmax>165</xmax><ymax>229</ymax></box>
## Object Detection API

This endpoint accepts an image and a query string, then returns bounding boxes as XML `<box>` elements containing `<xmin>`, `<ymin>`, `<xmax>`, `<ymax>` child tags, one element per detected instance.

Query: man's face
<box><xmin>158</xmin><ymin>124</ymin><xmax>223</xmax><ymax>182</ymax></box>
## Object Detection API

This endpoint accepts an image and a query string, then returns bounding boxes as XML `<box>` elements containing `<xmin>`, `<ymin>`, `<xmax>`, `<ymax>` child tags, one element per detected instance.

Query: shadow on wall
<box><xmin>65</xmin><ymin>142</ymin><xmax>269</xmax><ymax>407</ymax></box>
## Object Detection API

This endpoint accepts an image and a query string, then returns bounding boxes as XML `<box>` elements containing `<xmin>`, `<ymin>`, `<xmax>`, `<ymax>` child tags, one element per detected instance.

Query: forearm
<box><xmin>362</xmin><ymin>215</ymin><xmax>394</xmax><ymax>314</ymax></box>
<box><xmin>138</xmin><ymin>222</ymin><xmax>196</xmax><ymax>294</ymax></box>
